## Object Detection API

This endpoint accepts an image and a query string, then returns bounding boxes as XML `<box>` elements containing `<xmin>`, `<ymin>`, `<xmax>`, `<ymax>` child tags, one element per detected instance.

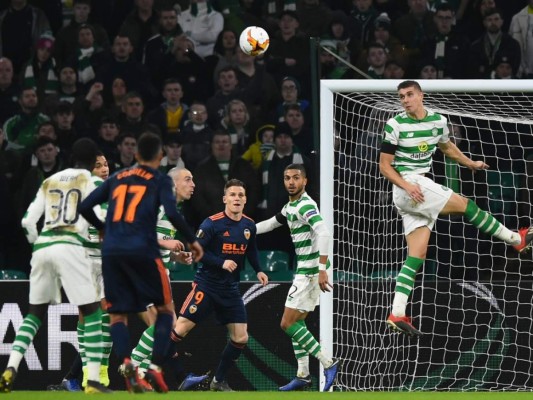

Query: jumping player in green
<box><xmin>379</xmin><ymin>80</ymin><xmax>533</xmax><ymax>337</ymax></box>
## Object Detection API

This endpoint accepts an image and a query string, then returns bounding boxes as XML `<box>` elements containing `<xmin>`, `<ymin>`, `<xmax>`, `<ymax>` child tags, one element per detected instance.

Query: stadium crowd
<box><xmin>0</xmin><ymin>0</ymin><xmax>530</xmax><ymax>275</ymax></box>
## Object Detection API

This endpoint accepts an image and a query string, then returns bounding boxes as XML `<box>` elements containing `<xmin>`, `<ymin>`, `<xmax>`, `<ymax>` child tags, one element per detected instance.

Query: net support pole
<box><xmin>319</xmin><ymin>80</ymin><xmax>335</xmax><ymax>391</ymax></box>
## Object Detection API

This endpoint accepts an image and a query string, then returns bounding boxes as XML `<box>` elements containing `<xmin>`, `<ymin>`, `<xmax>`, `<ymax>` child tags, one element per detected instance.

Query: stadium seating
<box><xmin>0</xmin><ymin>270</ymin><xmax>28</xmax><ymax>280</ymax></box>
<box><xmin>169</xmin><ymin>263</ymin><xmax>196</xmax><ymax>281</ymax></box>
<box><xmin>243</xmin><ymin>250</ymin><xmax>293</xmax><ymax>282</ymax></box>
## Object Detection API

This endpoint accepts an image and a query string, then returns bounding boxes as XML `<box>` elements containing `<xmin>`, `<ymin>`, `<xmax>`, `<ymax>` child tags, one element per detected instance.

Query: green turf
<box><xmin>4</xmin><ymin>392</ymin><xmax>533</xmax><ymax>399</ymax></box>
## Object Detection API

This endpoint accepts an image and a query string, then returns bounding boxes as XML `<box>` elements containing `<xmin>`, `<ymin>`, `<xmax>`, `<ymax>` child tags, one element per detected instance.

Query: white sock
<box><xmin>296</xmin><ymin>356</ymin><xmax>309</xmax><ymax>377</ymax></box>
<box><xmin>392</xmin><ymin>292</ymin><xmax>409</xmax><ymax>317</ymax></box>
<box><xmin>7</xmin><ymin>352</ymin><xmax>23</xmax><ymax>371</ymax></box>
<box><xmin>494</xmin><ymin>225</ymin><xmax>521</xmax><ymax>245</ymax></box>
<box><xmin>316</xmin><ymin>351</ymin><xmax>332</xmax><ymax>368</ymax></box>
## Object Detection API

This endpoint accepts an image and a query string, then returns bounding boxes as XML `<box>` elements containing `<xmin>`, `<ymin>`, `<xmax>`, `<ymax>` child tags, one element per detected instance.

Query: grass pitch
<box><xmin>4</xmin><ymin>392</ymin><xmax>533</xmax><ymax>399</ymax></box>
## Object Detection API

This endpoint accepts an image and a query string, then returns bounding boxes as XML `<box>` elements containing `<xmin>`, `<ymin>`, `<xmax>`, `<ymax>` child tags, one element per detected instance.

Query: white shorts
<box><xmin>393</xmin><ymin>174</ymin><xmax>453</xmax><ymax>236</ymax></box>
<box><xmin>284</xmin><ymin>274</ymin><xmax>321</xmax><ymax>312</ymax></box>
<box><xmin>29</xmin><ymin>244</ymin><xmax>100</xmax><ymax>306</ymax></box>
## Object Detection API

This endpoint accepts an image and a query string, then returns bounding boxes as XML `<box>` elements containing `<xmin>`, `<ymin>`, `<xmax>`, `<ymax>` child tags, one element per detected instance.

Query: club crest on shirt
<box><xmin>189</xmin><ymin>305</ymin><xmax>197</xmax><ymax>314</ymax></box>
<box><xmin>244</xmin><ymin>229</ymin><xmax>250</xmax><ymax>240</ymax></box>
<box><xmin>432</xmin><ymin>127</ymin><xmax>438</xmax><ymax>136</ymax></box>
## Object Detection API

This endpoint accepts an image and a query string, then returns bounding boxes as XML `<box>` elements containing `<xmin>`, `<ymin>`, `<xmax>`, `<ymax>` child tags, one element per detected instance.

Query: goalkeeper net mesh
<box><xmin>332</xmin><ymin>89</ymin><xmax>533</xmax><ymax>391</ymax></box>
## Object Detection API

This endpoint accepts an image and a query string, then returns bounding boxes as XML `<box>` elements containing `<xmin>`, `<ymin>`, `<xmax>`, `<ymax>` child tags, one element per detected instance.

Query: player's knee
<box><xmin>231</xmin><ymin>333</ymin><xmax>248</xmax><ymax>346</ymax></box>
<box><xmin>280</xmin><ymin>319</ymin><xmax>290</xmax><ymax>332</ymax></box>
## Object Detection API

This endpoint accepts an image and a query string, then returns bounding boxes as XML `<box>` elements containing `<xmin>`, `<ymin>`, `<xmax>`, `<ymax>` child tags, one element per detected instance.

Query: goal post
<box><xmin>320</xmin><ymin>79</ymin><xmax>533</xmax><ymax>391</ymax></box>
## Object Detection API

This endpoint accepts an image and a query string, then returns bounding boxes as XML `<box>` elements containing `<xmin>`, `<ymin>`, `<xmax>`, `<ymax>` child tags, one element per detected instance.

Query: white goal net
<box><xmin>319</xmin><ymin>80</ymin><xmax>533</xmax><ymax>391</ymax></box>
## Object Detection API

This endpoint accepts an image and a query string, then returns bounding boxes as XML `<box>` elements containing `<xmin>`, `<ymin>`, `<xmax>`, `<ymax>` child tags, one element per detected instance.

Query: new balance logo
<box><xmin>407</xmin><ymin>132</ymin><xmax>414</xmax><ymax>137</ymax></box>
<box><xmin>223</xmin><ymin>231</ymin><xmax>230</xmax><ymax>237</ymax></box>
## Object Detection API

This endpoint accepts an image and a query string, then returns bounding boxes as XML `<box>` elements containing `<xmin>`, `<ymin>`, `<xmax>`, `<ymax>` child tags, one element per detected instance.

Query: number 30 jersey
<box><xmin>22</xmin><ymin>168</ymin><xmax>96</xmax><ymax>248</ymax></box>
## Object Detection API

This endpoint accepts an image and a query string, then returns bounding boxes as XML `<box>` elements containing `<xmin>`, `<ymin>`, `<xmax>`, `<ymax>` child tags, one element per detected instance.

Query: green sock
<box><xmin>101</xmin><ymin>312</ymin><xmax>112</xmax><ymax>367</ymax></box>
<box><xmin>395</xmin><ymin>256</ymin><xmax>424</xmax><ymax>296</ymax></box>
<box><xmin>285</xmin><ymin>320</ymin><xmax>321</xmax><ymax>357</ymax></box>
<box><xmin>11</xmin><ymin>314</ymin><xmax>41</xmax><ymax>356</ymax></box>
<box><xmin>83</xmin><ymin>308</ymin><xmax>103</xmax><ymax>381</ymax></box>
<box><xmin>131</xmin><ymin>325</ymin><xmax>154</xmax><ymax>371</ymax></box>
<box><xmin>464</xmin><ymin>199</ymin><xmax>501</xmax><ymax>236</ymax></box>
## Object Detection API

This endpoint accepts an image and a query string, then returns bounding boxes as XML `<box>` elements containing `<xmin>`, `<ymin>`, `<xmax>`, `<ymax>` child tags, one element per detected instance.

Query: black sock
<box><xmin>64</xmin><ymin>353</ymin><xmax>83</xmax><ymax>380</ymax></box>
<box><xmin>215</xmin><ymin>340</ymin><xmax>245</xmax><ymax>382</ymax></box>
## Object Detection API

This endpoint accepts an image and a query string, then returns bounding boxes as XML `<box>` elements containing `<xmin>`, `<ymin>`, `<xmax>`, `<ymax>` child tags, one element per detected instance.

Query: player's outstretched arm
<box><xmin>438</xmin><ymin>140</ymin><xmax>489</xmax><ymax>170</ymax></box>
<box><xmin>256</xmin><ymin>213</ymin><xmax>285</xmax><ymax>234</ymax></box>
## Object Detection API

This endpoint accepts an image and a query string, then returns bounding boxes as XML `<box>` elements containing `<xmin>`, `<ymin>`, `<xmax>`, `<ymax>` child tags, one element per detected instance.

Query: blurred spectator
<box><xmin>265</xmin><ymin>10</ymin><xmax>310</xmax><ymax>96</ymax></box>
<box><xmin>117</xmin><ymin>91</ymin><xmax>160</xmax><ymax>138</ymax></box>
<box><xmin>178</xmin><ymin>0</ymin><xmax>224</xmax><ymax>59</ymax></box>
<box><xmin>187</xmin><ymin>130</ymin><xmax>259</xmax><ymax>227</ymax></box>
<box><xmin>261</xmin><ymin>0</ymin><xmax>298</xmax><ymax>34</ymax></box>
<box><xmin>112</xmin><ymin>132</ymin><xmax>137</xmax><ymax>171</ymax></box>
<box><xmin>235</xmin><ymin>47</ymin><xmax>279</xmax><ymax>129</ymax></box>
<box><xmin>120</xmin><ymin>0</ymin><xmax>159</xmax><ymax>61</ymax></box>
<box><xmin>468</xmin><ymin>7</ymin><xmax>520</xmax><ymax>78</ymax></box>
<box><xmin>206</xmin><ymin>65</ymin><xmax>261</xmax><ymax>129</ymax></box>
<box><xmin>67</xmin><ymin>24</ymin><xmax>106</xmax><ymax>89</ymax></box>
<box><xmin>3</xmin><ymin>87</ymin><xmax>49</xmax><ymax>153</ymax></box>
<box><xmin>509</xmin><ymin>0</ymin><xmax>533</xmax><ymax>78</ymax></box>
<box><xmin>0</xmin><ymin>57</ymin><xmax>20</xmax><ymax>126</ymax></box>
<box><xmin>319</xmin><ymin>39</ymin><xmax>348</xmax><ymax>78</ymax></box>
<box><xmin>221</xmin><ymin>98</ymin><xmax>251</xmax><ymax>156</ymax></box>
<box><xmin>460</xmin><ymin>0</ymin><xmax>495</xmax><ymax>42</ymax></box>
<box><xmin>282</xmin><ymin>105</ymin><xmax>313</xmax><ymax>155</ymax></box>
<box><xmin>96</xmin><ymin>34</ymin><xmax>156</xmax><ymax>107</ymax></box>
<box><xmin>205</xmin><ymin>29</ymin><xmax>239</xmax><ymax>93</ymax></box>
<box><xmin>16</xmin><ymin>136</ymin><xmax>64</xmax><ymax>217</ymax></box>
<box><xmin>241</xmin><ymin>123</ymin><xmax>275</xmax><ymax>170</ymax></box>
<box><xmin>31</xmin><ymin>0</ymin><xmax>63</xmax><ymax>36</ymax></box>
<box><xmin>159</xmin><ymin>134</ymin><xmax>185</xmax><ymax>173</ymax></box>
<box><xmin>348</xmin><ymin>0</ymin><xmax>379</xmax><ymax>44</ymax></box>
<box><xmin>422</xmin><ymin>2</ymin><xmax>470</xmax><ymax>78</ymax></box>
<box><xmin>417</xmin><ymin>58</ymin><xmax>438</xmax><ymax>78</ymax></box>
<box><xmin>52</xmin><ymin>101</ymin><xmax>79</xmax><ymax>158</ymax></box>
<box><xmin>297</xmin><ymin>0</ymin><xmax>333</xmax><ymax>37</ymax></box>
<box><xmin>383</xmin><ymin>58</ymin><xmax>406</xmax><ymax>78</ymax></box>
<box><xmin>392</xmin><ymin>0</ymin><xmax>436</xmax><ymax>64</ymax></box>
<box><xmin>273</xmin><ymin>75</ymin><xmax>310</xmax><ymax>124</ymax></box>
<box><xmin>322</xmin><ymin>11</ymin><xmax>352</xmax><ymax>62</ymax></box>
<box><xmin>75</xmin><ymin>81</ymin><xmax>106</xmax><ymax>134</ymax></box>
<box><xmin>490</xmin><ymin>53</ymin><xmax>516</xmax><ymax>79</ymax></box>
<box><xmin>365</xmin><ymin>41</ymin><xmax>387</xmax><ymax>78</ymax></box>
<box><xmin>142</xmin><ymin>4</ymin><xmax>183</xmax><ymax>90</ymax></box>
<box><xmin>88</xmin><ymin>0</ymin><xmax>135</xmax><ymax>39</ymax></box>
<box><xmin>106</xmin><ymin>77</ymin><xmax>127</xmax><ymax>118</ymax></box>
<box><xmin>53</xmin><ymin>0</ymin><xmax>109</xmax><ymax>67</ymax></box>
<box><xmin>180</xmin><ymin>101</ymin><xmax>213</xmax><ymax>171</ymax></box>
<box><xmin>21</xmin><ymin>33</ymin><xmax>59</xmax><ymax>100</ymax></box>
<box><xmin>147</xmin><ymin>78</ymin><xmax>188</xmax><ymax>136</ymax></box>
<box><xmin>43</xmin><ymin>65</ymin><xmax>80</xmax><ymax>115</ymax></box>
<box><xmin>354</xmin><ymin>12</ymin><xmax>408</xmax><ymax>73</ymax></box>
<box><xmin>0</xmin><ymin>0</ymin><xmax>51</xmax><ymax>74</ymax></box>
<box><xmin>94</xmin><ymin>116</ymin><xmax>120</xmax><ymax>165</ymax></box>
<box><xmin>159</xmin><ymin>34</ymin><xmax>209</xmax><ymax>105</ymax></box>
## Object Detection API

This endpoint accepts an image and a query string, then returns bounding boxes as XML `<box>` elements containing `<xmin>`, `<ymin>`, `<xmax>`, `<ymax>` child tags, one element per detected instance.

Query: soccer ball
<box><xmin>239</xmin><ymin>26</ymin><xmax>270</xmax><ymax>57</ymax></box>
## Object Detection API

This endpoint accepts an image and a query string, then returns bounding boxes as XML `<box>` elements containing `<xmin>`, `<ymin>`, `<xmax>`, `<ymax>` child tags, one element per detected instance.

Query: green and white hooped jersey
<box><xmin>87</xmin><ymin>176</ymin><xmax>107</xmax><ymax>259</ymax></box>
<box><xmin>281</xmin><ymin>192</ymin><xmax>330</xmax><ymax>276</ymax></box>
<box><xmin>383</xmin><ymin>110</ymin><xmax>449</xmax><ymax>176</ymax></box>
<box><xmin>156</xmin><ymin>204</ymin><xmax>182</xmax><ymax>266</ymax></box>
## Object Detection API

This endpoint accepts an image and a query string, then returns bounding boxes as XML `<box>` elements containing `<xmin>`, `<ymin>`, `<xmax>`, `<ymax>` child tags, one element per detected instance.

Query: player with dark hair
<box><xmin>0</xmin><ymin>138</ymin><xmax>110</xmax><ymax>394</ymax></box>
<box><xmin>256</xmin><ymin>163</ymin><xmax>340</xmax><ymax>392</ymax></box>
<box><xmin>171</xmin><ymin>179</ymin><xmax>268</xmax><ymax>391</ymax></box>
<box><xmin>79</xmin><ymin>132</ymin><xmax>203</xmax><ymax>393</ymax></box>
<box><xmin>380</xmin><ymin>80</ymin><xmax>533</xmax><ymax>337</ymax></box>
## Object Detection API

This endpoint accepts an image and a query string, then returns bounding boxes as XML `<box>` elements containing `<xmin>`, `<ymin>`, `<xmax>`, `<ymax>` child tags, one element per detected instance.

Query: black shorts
<box><xmin>178</xmin><ymin>281</ymin><xmax>247</xmax><ymax>325</ymax></box>
<box><xmin>102</xmin><ymin>254</ymin><xmax>172</xmax><ymax>313</ymax></box>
